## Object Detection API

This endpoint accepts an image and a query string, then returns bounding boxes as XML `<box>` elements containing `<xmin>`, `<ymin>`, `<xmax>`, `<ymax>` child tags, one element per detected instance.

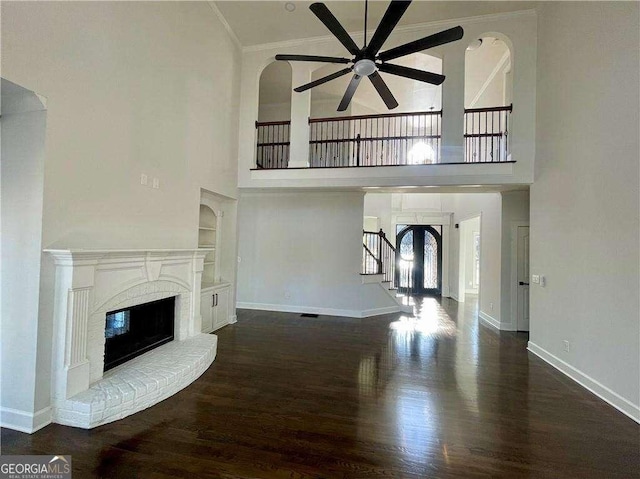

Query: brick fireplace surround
<box><xmin>45</xmin><ymin>249</ymin><xmax>216</xmax><ymax>429</ymax></box>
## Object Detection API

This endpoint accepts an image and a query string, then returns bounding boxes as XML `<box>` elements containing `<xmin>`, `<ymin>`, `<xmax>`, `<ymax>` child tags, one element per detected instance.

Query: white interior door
<box><xmin>516</xmin><ymin>226</ymin><xmax>530</xmax><ymax>331</ymax></box>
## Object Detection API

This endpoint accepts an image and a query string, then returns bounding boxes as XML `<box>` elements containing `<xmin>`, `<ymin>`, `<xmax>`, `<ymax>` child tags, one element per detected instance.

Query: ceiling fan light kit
<box><xmin>275</xmin><ymin>0</ymin><xmax>464</xmax><ymax>111</ymax></box>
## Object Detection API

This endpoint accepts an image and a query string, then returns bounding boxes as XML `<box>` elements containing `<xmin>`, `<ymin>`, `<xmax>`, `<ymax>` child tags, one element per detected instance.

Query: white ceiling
<box><xmin>214</xmin><ymin>1</ymin><xmax>536</xmax><ymax>47</ymax></box>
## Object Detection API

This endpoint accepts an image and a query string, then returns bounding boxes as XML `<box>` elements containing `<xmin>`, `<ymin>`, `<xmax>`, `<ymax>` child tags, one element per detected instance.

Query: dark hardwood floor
<box><xmin>2</xmin><ymin>297</ymin><xmax>639</xmax><ymax>478</ymax></box>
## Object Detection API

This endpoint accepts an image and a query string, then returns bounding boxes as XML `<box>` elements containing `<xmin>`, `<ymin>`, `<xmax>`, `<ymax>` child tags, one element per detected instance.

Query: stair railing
<box><xmin>363</xmin><ymin>229</ymin><xmax>396</xmax><ymax>285</ymax></box>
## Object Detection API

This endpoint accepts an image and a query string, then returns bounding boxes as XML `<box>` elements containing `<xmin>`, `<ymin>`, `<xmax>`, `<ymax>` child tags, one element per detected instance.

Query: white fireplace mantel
<box><xmin>45</xmin><ymin>248</ymin><xmax>216</xmax><ymax>429</ymax></box>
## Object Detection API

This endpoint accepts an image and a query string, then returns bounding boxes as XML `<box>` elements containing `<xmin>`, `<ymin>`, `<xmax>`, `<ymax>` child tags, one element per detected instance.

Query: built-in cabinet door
<box><xmin>201</xmin><ymin>290</ymin><xmax>214</xmax><ymax>333</ymax></box>
<box><xmin>213</xmin><ymin>287</ymin><xmax>229</xmax><ymax>330</ymax></box>
<box><xmin>201</xmin><ymin>285</ymin><xmax>230</xmax><ymax>333</ymax></box>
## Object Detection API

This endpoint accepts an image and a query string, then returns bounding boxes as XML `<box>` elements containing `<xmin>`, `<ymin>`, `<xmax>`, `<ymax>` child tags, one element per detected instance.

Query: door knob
<box><xmin>519</xmin><ymin>281</ymin><xmax>529</xmax><ymax>286</ymax></box>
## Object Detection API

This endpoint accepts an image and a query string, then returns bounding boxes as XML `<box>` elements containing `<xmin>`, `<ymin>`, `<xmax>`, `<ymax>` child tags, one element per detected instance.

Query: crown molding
<box><xmin>243</xmin><ymin>9</ymin><xmax>537</xmax><ymax>53</ymax></box>
<box><xmin>207</xmin><ymin>1</ymin><xmax>242</xmax><ymax>51</ymax></box>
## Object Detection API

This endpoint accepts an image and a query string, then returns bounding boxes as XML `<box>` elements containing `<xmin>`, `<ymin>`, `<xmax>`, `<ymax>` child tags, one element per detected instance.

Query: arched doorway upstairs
<box><xmin>396</xmin><ymin>225</ymin><xmax>442</xmax><ymax>296</ymax></box>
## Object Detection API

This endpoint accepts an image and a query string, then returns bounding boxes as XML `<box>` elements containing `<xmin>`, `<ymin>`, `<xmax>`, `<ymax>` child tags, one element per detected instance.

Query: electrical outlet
<box><xmin>284</xmin><ymin>291</ymin><xmax>291</xmax><ymax>299</ymax></box>
<box><xmin>563</xmin><ymin>340</ymin><xmax>570</xmax><ymax>353</ymax></box>
<box><xmin>490</xmin><ymin>302</ymin><xmax>494</xmax><ymax>311</ymax></box>
<box><xmin>540</xmin><ymin>275</ymin><xmax>546</xmax><ymax>287</ymax></box>
<box><xmin>140</xmin><ymin>173</ymin><xmax>148</xmax><ymax>186</ymax></box>
<box><xmin>152</xmin><ymin>177</ymin><xmax>160</xmax><ymax>189</ymax></box>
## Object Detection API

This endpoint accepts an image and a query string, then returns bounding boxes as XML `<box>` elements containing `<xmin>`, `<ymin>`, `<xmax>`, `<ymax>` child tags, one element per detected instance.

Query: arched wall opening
<box><xmin>464</xmin><ymin>34</ymin><xmax>512</xmax><ymax>108</ymax></box>
<box><xmin>258</xmin><ymin>60</ymin><xmax>292</xmax><ymax>122</ymax></box>
<box><xmin>463</xmin><ymin>33</ymin><xmax>513</xmax><ymax>162</ymax></box>
<box><xmin>256</xmin><ymin>61</ymin><xmax>292</xmax><ymax>168</ymax></box>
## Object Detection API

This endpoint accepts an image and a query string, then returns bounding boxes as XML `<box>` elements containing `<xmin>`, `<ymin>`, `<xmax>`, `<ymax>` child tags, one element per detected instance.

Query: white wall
<box><xmin>258</xmin><ymin>102</ymin><xmax>292</xmax><ymax>123</ymax></box>
<box><xmin>1</xmin><ymin>1</ymin><xmax>241</xmax><ymax>430</ymax></box>
<box><xmin>0</xmin><ymin>80</ymin><xmax>47</xmax><ymax>431</ymax></box>
<box><xmin>461</xmin><ymin>216</ymin><xmax>480</xmax><ymax>295</ymax></box>
<box><xmin>310</xmin><ymin>98</ymin><xmax>351</xmax><ymax>119</ymax></box>
<box><xmin>2</xmin><ymin>1</ymin><xmax>241</xmax><ymax>250</ymax></box>
<box><xmin>258</xmin><ymin>61</ymin><xmax>291</xmax><ymax>122</ymax></box>
<box><xmin>443</xmin><ymin>194</ymin><xmax>502</xmax><ymax>322</ymax></box>
<box><xmin>530</xmin><ymin>2</ymin><xmax>639</xmax><ymax>421</ymax></box>
<box><xmin>500</xmin><ymin>190</ymin><xmax>529</xmax><ymax>329</ymax></box>
<box><xmin>363</xmin><ymin>193</ymin><xmax>394</xmax><ymax>240</ymax></box>
<box><xmin>236</xmin><ymin>192</ymin><xmax>397</xmax><ymax>317</ymax></box>
<box><xmin>465</xmin><ymin>38</ymin><xmax>510</xmax><ymax>108</ymax></box>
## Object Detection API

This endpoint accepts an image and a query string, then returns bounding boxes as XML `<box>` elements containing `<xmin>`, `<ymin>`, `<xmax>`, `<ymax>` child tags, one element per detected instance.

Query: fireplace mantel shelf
<box><xmin>45</xmin><ymin>248</ymin><xmax>212</xmax><ymax>253</ymax></box>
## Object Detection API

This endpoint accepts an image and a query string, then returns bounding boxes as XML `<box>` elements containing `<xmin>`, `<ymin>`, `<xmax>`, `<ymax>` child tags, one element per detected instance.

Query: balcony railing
<box><xmin>254</xmin><ymin>105</ymin><xmax>512</xmax><ymax>169</ymax></box>
<box><xmin>309</xmin><ymin>111</ymin><xmax>441</xmax><ymax>167</ymax></box>
<box><xmin>255</xmin><ymin>120</ymin><xmax>290</xmax><ymax>169</ymax></box>
<box><xmin>464</xmin><ymin>104</ymin><xmax>512</xmax><ymax>163</ymax></box>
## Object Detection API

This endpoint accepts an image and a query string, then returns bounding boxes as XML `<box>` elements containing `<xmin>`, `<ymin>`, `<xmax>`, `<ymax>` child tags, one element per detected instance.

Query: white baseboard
<box><xmin>360</xmin><ymin>305</ymin><xmax>401</xmax><ymax>317</ymax></box>
<box><xmin>528</xmin><ymin>341</ymin><xmax>640</xmax><ymax>423</ymax></box>
<box><xmin>236</xmin><ymin>302</ymin><xmax>400</xmax><ymax>319</ymax></box>
<box><xmin>450</xmin><ymin>293</ymin><xmax>460</xmax><ymax>302</ymax></box>
<box><xmin>499</xmin><ymin>321</ymin><xmax>516</xmax><ymax>332</ymax></box>
<box><xmin>478</xmin><ymin>311</ymin><xmax>501</xmax><ymax>330</ymax></box>
<box><xmin>478</xmin><ymin>311</ymin><xmax>516</xmax><ymax>331</ymax></box>
<box><xmin>1</xmin><ymin>406</ymin><xmax>52</xmax><ymax>434</ymax></box>
<box><xmin>229</xmin><ymin>314</ymin><xmax>237</xmax><ymax>324</ymax></box>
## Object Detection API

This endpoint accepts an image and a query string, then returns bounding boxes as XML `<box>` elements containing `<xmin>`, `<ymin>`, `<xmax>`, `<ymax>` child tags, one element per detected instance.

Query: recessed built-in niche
<box><xmin>199</xmin><ymin>204</ymin><xmax>218</xmax><ymax>287</ymax></box>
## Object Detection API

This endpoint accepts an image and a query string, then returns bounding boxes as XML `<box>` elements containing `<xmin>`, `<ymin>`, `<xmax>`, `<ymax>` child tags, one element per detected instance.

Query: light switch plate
<box><xmin>140</xmin><ymin>173</ymin><xmax>148</xmax><ymax>186</ymax></box>
<box><xmin>152</xmin><ymin>178</ymin><xmax>160</xmax><ymax>189</ymax></box>
<box><xmin>532</xmin><ymin>274</ymin><xmax>540</xmax><ymax>284</ymax></box>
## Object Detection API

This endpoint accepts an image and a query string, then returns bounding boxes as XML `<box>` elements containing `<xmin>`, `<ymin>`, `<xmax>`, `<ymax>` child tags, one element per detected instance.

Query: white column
<box><xmin>65</xmin><ymin>287</ymin><xmax>92</xmax><ymax>397</ymax></box>
<box><xmin>288</xmin><ymin>63</ymin><xmax>313</xmax><ymax>168</ymax></box>
<box><xmin>440</xmin><ymin>46</ymin><xmax>466</xmax><ymax>163</ymax></box>
<box><xmin>48</xmin><ymin>251</ymin><xmax>100</xmax><ymax>400</ymax></box>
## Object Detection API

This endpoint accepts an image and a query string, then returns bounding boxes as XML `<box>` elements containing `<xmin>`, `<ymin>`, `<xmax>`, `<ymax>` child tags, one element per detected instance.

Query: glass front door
<box><xmin>396</xmin><ymin>225</ymin><xmax>442</xmax><ymax>295</ymax></box>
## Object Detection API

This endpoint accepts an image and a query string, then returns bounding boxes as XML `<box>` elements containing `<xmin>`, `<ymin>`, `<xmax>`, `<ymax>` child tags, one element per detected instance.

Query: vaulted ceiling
<box><xmin>214</xmin><ymin>1</ymin><xmax>535</xmax><ymax>47</ymax></box>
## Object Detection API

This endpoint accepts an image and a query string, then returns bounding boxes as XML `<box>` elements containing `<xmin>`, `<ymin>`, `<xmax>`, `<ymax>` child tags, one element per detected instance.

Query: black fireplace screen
<box><xmin>104</xmin><ymin>296</ymin><xmax>175</xmax><ymax>371</ymax></box>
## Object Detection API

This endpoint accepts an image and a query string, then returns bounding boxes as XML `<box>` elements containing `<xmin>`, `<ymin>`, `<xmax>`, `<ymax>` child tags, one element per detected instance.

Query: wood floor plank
<box><xmin>1</xmin><ymin>297</ymin><xmax>638</xmax><ymax>478</ymax></box>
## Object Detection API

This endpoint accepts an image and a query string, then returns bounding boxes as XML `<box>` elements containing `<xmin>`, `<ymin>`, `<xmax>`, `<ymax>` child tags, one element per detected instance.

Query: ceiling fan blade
<box><xmin>310</xmin><ymin>3</ymin><xmax>360</xmax><ymax>56</ymax></box>
<box><xmin>275</xmin><ymin>54</ymin><xmax>351</xmax><ymax>64</ymax></box>
<box><xmin>377</xmin><ymin>26</ymin><xmax>464</xmax><ymax>62</ymax></box>
<box><xmin>366</xmin><ymin>0</ymin><xmax>412</xmax><ymax>55</ymax></box>
<box><xmin>293</xmin><ymin>67</ymin><xmax>352</xmax><ymax>93</ymax></box>
<box><xmin>378</xmin><ymin>63</ymin><xmax>445</xmax><ymax>85</ymax></box>
<box><xmin>338</xmin><ymin>75</ymin><xmax>362</xmax><ymax>111</ymax></box>
<box><xmin>368</xmin><ymin>72</ymin><xmax>398</xmax><ymax>110</ymax></box>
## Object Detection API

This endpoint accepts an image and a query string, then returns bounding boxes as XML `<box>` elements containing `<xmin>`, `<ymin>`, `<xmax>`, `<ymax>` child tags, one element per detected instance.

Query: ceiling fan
<box><xmin>275</xmin><ymin>0</ymin><xmax>464</xmax><ymax>112</ymax></box>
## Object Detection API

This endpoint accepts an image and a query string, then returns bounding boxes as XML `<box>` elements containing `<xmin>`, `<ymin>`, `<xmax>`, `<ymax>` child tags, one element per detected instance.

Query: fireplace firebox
<box><xmin>104</xmin><ymin>296</ymin><xmax>175</xmax><ymax>371</ymax></box>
